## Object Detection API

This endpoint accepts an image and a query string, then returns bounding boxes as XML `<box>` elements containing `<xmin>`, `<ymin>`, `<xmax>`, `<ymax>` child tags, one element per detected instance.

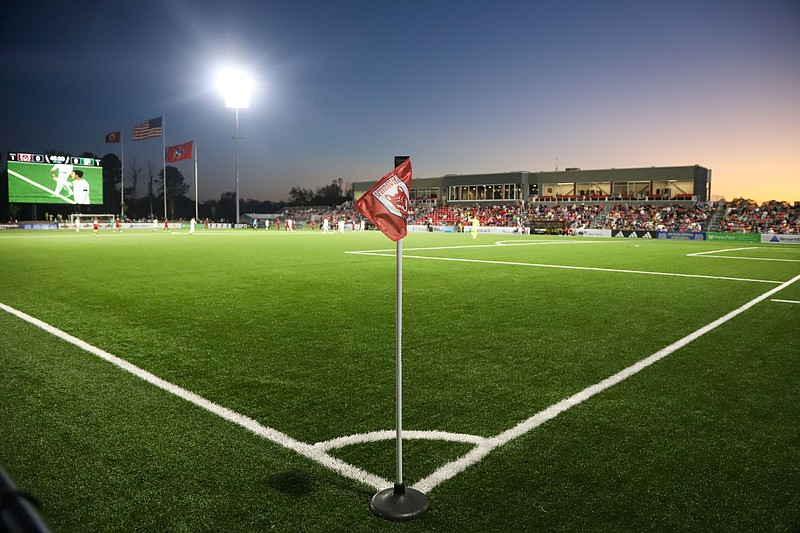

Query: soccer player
<box><xmin>189</xmin><ymin>217</ymin><xmax>196</xmax><ymax>235</ymax></box>
<box><xmin>322</xmin><ymin>217</ymin><xmax>330</xmax><ymax>233</ymax></box>
<box><xmin>114</xmin><ymin>217</ymin><xmax>122</xmax><ymax>233</ymax></box>
<box><xmin>471</xmin><ymin>214</ymin><xmax>480</xmax><ymax>240</ymax></box>
<box><xmin>50</xmin><ymin>163</ymin><xmax>73</xmax><ymax>197</ymax></box>
<box><xmin>71</xmin><ymin>170</ymin><xmax>90</xmax><ymax>204</ymax></box>
<box><xmin>152</xmin><ymin>218</ymin><xmax>158</xmax><ymax>231</ymax></box>
<box><xmin>92</xmin><ymin>218</ymin><xmax>99</xmax><ymax>236</ymax></box>
<box><xmin>163</xmin><ymin>218</ymin><xmax>169</xmax><ymax>232</ymax></box>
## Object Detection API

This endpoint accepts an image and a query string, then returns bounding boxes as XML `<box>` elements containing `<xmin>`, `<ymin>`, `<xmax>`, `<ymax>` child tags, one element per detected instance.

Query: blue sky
<box><xmin>1</xmin><ymin>0</ymin><xmax>798</xmax><ymax>202</ymax></box>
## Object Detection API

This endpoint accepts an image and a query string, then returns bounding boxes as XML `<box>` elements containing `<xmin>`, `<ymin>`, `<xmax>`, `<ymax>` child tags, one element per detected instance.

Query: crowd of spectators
<box><xmin>601</xmin><ymin>203</ymin><xmax>714</xmax><ymax>232</ymax></box>
<box><xmin>718</xmin><ymin>199</ymin><xmax>799</xmax><ymax>234</ymax></box>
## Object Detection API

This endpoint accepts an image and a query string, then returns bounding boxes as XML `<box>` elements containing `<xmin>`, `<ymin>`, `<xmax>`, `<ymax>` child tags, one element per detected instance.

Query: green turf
<box><xmin>1</xmin><ymin>228</ymin><xmax>798</xmax><ymax>532</ymax></box>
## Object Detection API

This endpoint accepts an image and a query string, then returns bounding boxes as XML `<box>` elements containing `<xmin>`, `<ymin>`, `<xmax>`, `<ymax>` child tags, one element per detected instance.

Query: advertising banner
<box><xmin>761</xmin><ymin>234</ymin><xmax>800</xmax><ymax>244</ymax></box>
<box><xmin>612</xmin><ymin>230</ymin><xmax>657</xmax><ymax>238</ymax></box>
<box><xmin>656</xmin><ymin>231</ymin><xmax>705</xmax><ymax>240</ymax></box>
<box><xmin>706</xmin><ymin>232</ymin><xmax>760</xmax><ymax>243</ymax></box>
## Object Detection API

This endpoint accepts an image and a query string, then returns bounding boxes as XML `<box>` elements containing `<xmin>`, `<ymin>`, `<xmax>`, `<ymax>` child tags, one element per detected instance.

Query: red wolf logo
<box><xmin>384</xmin><ymin>189</ymin><xmax>408</xmax><ymax>218</ymax></box>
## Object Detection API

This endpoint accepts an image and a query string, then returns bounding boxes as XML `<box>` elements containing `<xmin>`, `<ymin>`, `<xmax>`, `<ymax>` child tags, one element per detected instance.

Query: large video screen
<box><xmin>7</xmin><ymin>152</ymin><xmax>103</xmax><ymax>205</ymax></box>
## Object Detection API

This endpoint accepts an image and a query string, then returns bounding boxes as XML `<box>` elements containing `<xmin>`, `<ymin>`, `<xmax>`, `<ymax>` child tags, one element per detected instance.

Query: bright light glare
<box><xmin>216</xmin><ymin>68</ymin><xmax>254</xmax><ymax>109</ymax></box>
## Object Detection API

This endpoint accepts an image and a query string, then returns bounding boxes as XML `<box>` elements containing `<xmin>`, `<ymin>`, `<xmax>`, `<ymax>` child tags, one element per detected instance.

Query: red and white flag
<box><xmin>355</xmin><ymin>158</ymin><xmax>412</xmax><ymax>241</ymax></box>
<box><xmin>165</xmin><ymin>140</ymin><xmax>193</xmax><ymax>163</ymax></box>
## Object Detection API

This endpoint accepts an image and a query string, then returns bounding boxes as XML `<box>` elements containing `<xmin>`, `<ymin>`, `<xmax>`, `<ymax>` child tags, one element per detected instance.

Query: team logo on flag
<box><xmin>173</xmin><ymin>148</ymin><xmax>184</xmax><ymax>159</ymax></box>
<box><xmin>355</xmin><ymin>158</ymin><xmax>412</xmax><ymax>241</ymax></box>
<box><xmin>372</xmin><ymin>174</ymin><xmax>409</xmax><ymax>219</ymax></box>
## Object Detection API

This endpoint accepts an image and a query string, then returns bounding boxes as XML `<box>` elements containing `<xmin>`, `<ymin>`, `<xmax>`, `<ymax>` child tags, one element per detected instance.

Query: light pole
<box><xmin>217</xmin><ymin>68</ymin><xmax>253</xmax><ymax>225</ymax></box>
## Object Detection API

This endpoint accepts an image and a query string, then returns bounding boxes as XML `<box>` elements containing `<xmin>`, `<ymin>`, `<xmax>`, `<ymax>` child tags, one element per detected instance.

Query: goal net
<box><xmin>68</xmin><ymin>213</ymin><xmax>116</xmax><ymax>230</ymax></box>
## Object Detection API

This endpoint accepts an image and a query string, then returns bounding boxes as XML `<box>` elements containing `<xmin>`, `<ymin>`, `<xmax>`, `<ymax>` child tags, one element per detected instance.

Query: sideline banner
<box><xmin>656</xmin><ymin>231</ymin><xmax>705</xmax><ymax>240</ymax></box>
<box><xmin>761</xmin><ymin>234</ymin><xmax>800</xmax><ymax>244</ymax></box>
<box><xmin>572</xmin><ymin>228</ymin><xmax>612</xmax><ymax>238</ymax></box>
<box><xmin>612</xmin><ymin>230</ymin><xmax>657</xmax><ymax>238</ymax></box>
<box><xmin>707</xmin><ymin>232</ymin><xmax>760</xmax><ymax>243</ymax></box>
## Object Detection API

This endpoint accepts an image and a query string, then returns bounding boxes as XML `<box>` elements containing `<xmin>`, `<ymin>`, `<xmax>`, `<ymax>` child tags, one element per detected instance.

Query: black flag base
<box><xmin>370</xmin><ymin>483</ymin><xmax>429</xmax><ymax>521</ymax></box>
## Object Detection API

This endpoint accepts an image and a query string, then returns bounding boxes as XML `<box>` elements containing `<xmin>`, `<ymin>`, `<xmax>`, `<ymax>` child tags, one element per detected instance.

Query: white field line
<box><xmin>412</xmin><ymin>272</ymin><xmax>800</xmax><ymax>493</ymax></box>
<box><xmin>347</xmin><ymin>250</ymin><xmax>780</xmax><ymax>284</ymax></box>
<box><xmin>771</xmin><ymin>299</ymin><xmax>800</xmax><ymax>304</ymax></box>
<box><xmin>687</xmin><ymin>246</ymin><xmax>800</xmax><ymax>263</ymax></box>
<box><xmin>0</xmin><ymin>302</ymin><xmax>391</xmax><ymax>492</ymax></box>
<box><xmin>687</xmin><ymin>247</ymin><xmax>757</xmax><ymax>256</ymax></box>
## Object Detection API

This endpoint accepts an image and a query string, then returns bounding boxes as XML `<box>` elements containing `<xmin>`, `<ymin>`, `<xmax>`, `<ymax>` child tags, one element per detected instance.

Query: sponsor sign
<box><xmin>761</xmin><ymin>234</ymin><xmax>800</xmax><ymax>244</ymax></box>
<box><xmin>572</xmin><ymin>228</ymin><xmax>612</xmax><ymax>238</ymax></box>
<box><xmin>706</xmin><ymin>232</ymin><xmax>760</xmax><ymax>243</ymax></box>
<box><xmin>656</xmin><ymin>231</ymin><xmax>705</xmax><ymax>240</ymax></box>
<box><xmin>612</xmin><ymin>230</ymin><xmax>657</xmax><ymax>238</ymax></box>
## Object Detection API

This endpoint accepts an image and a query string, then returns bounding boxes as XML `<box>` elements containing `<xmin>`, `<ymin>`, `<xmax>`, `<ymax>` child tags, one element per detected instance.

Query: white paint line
<box><xmin>313</xmin><ymin>430</ymin><xmax>486</xmax><ymax>452</ymax></box>
<box><xmin>693</xmin><ymin>255</ymin><xmax>800</xmax><ymax>263</ymax></box>
<box><xmin>412</xmin><ymin>272</ymin><xmax>800</xmax><ymax>493</ymax></box>
<box><xmin>346</xmin><ymin>240</ymin><xmax>617</xmax><ymax>255</ymax></box>
<box><xmin>0</xmin><ymin>302</ymin><xmax>391</xmax><ymax>492</ymax></box>
<box><xmin>771</xmin><ymin>299</ymin><xmax>800</xmax><ymax>304</ymax></box>
<box><xmin>686</xmin><ymin>247</ymin><xmax>757</xmax><ymax>256</ymax></box>
<box><xmin>349</xmin><ymin>250</ymin><xmax>781</xmax><ymax>284</ymax></box>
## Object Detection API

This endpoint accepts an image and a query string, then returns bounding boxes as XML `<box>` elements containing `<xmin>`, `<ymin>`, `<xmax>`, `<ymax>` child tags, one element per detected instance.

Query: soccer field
<box><xmin>1</xmin><ymin>229</ymin><xmax>798</xmax><ymax>532</ymax></box>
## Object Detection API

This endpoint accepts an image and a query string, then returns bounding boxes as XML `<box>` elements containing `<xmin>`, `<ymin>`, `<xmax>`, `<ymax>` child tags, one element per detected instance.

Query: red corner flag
<box><xmin>355</xmin><ymin>158</ymin><xmax>412</xmax><ymax>241</ymax></box>
<box><xmin>165</xmin><ymin>140</ymin><xmax>193</xmax><ymax>163</ymax></box>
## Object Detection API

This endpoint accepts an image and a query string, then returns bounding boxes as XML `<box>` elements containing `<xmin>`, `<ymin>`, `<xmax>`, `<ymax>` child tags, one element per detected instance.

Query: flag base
<box><xmin>370</xmin><ymin>483</ymin><xmax>429</xmax><ymax>521</ymax></box>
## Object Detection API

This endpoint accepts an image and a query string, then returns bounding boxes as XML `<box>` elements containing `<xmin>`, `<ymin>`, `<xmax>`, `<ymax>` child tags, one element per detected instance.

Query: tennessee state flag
<box><xmin>355</xmin><ymin>158</ymin><xmax>412</xmax><ymax>241</ymax></box>
<box><xmin>165</xmin><ymin>140</ymin><xmax>193</xmax><ymax>163</ymax></box>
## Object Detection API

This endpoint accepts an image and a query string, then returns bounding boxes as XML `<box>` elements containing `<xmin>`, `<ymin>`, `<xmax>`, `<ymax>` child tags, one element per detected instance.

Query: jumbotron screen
<box><xmin>7</xmin><ymin>152</ymin><xmax>103</xmax><ymax>205</ymax></box>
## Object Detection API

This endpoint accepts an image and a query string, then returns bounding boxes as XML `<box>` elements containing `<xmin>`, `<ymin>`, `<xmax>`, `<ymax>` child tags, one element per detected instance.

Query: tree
<box><xmin>288</xmin><ymin>185</ymin><xmax>315</xmax><ymax>206</ymax></box>
<box><xmin>314</xmin><ymin>178</ymin><xmax>351</xmax><ymax>206</ymax></box>
<box><xmin>157</xmin><ymin>166</ymin><xmax>191</xmax><ymax>219</ymax></box>
<box><xmin>147</xmin><ymin>163</ymin><xmax>157</xmax><ymax>218</ymax></box>
<box><xmin>125</xmin><ymin>159</ymin><xmax>142</xmax><ymax>219</ymax></box>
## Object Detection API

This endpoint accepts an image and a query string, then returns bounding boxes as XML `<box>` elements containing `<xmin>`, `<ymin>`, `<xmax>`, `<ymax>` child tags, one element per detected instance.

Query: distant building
<box><xmin>353</xmin><ymin>165</ymin><xmax>711</xmax><ymax>205</ymax></box>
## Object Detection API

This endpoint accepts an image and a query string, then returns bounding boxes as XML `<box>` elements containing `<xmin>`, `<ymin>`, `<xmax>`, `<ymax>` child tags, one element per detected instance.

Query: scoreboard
<box><xmin>6</xmin><ymin>152</ymin><xmax>104</xmax><ymax>205</ymax></box>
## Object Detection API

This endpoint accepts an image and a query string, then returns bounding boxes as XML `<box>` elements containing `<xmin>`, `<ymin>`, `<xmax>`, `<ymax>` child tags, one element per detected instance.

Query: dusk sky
<box><xmin>1</xmin><ymin>0</ymin><xmax>798</xmax><ymax>203</ymax></box>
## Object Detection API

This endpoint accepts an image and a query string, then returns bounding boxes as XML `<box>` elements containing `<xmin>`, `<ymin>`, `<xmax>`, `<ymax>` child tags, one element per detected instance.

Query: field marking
<box><xmin>412</xmin><ymin>271</ymin><xmax>800</xmax><ymax>492</ymax></box>
<box><xmin>688</xmin><ymin>246</ymin><xmax>800</xmax><ymax>263</ymax></box>
<box><xmin>5</xmin><ymin>270</ymin><xmax>800</xmax><ymax>496</ymax></box>
<box><xmin>771</xmin><ymin>299</ymin><xmax>800</xmax><ymax>304</ymax></box>
<box><xmin>0</xmin><ymin>302</ymin><xmax>391</xmax><ymax>492</ymax></box>
<box><xmin>347</xmin><ymin>249</ymin><xmax>781</xmax><ymax>284</ymax></box>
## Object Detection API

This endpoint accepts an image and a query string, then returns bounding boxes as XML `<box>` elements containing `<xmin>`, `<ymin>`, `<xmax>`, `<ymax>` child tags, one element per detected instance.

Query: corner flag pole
<box><xmin>369</xmin><ymin>156</ymin><xmax>429</xmax><ymax>521</ymax></box>
<box><xmin>395</xmin><ymin>236</ymin><xmax>403</xmax><ymax>485</ymax></box>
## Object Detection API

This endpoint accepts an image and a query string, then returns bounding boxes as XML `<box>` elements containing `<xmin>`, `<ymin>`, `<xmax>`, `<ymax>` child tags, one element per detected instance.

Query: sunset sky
<box><xmin>1</xmin><ymin>0</ymin><xmax>798</xmax><ymax>203</ymax></box>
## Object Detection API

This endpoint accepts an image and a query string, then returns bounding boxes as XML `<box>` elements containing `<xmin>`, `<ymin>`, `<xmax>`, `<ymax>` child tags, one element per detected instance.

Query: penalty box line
<box><xmin>412</xmin><ymin>271</ymin><xmax>800</xmax><ymax>493</ymax></box>
<box><xmin>0</xmin><ymin>302</ymin><xmax>392</xmax><ymax>492</ymax></box>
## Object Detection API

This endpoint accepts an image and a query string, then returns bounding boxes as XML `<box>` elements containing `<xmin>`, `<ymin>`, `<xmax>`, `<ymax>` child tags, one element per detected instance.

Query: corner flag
<box><xmin>355</xmin><ymin>158</ymin><xmax>412</xmax><ymax>241</ymax></box>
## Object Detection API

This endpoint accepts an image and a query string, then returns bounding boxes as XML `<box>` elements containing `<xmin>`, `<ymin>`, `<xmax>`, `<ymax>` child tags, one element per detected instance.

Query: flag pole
<box><xmin>369</xmin><ymin>156</ymin><xmax>429</xmax><ymax>522</ymax></box>
<box><xmin>162</xmin><ymin>115</ymin><xmax>168</xmax><ymax>221</ymax></box>
<box><xmin>396</xmin><ymin>236</ymin><xmax>403</xmax><ymax>485</ymax></box>
<box><xmin>120</xmin><ymin>132</ymin><xmax>125</xmax><ymax>219</ymax></box>
<box><xmin>194</xmin><ymin>141</ymin><xmax>199</xmax><ymax>220</ymax></box>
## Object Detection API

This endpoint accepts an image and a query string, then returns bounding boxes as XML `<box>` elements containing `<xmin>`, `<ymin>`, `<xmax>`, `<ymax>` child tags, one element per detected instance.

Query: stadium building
<box><xmin>353</xmin><ymin>165</ymin><xmax>711</xmax><ymax>206</ymax></box>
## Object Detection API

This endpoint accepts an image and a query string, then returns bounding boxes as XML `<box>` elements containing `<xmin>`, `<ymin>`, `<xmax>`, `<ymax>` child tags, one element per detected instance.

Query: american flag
<box><xmin>132</xmin><ymin>117</ymin><xmax>163</xmax><ymax>141</ymax></box>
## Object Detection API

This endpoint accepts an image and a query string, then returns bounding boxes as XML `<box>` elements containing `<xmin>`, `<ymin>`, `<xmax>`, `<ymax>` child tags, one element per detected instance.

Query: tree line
<box><xmin>1</xmin><ymin>151</ymin><xmax>353</xmax><ymax>222</ymax></box>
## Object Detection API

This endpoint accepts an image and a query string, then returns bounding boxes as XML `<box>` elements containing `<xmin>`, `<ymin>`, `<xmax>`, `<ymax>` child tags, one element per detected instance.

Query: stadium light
<box><xmin>217</xmin><ymin>68</ymin><xmax>254</xmax><ymax>225</ymax></box>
